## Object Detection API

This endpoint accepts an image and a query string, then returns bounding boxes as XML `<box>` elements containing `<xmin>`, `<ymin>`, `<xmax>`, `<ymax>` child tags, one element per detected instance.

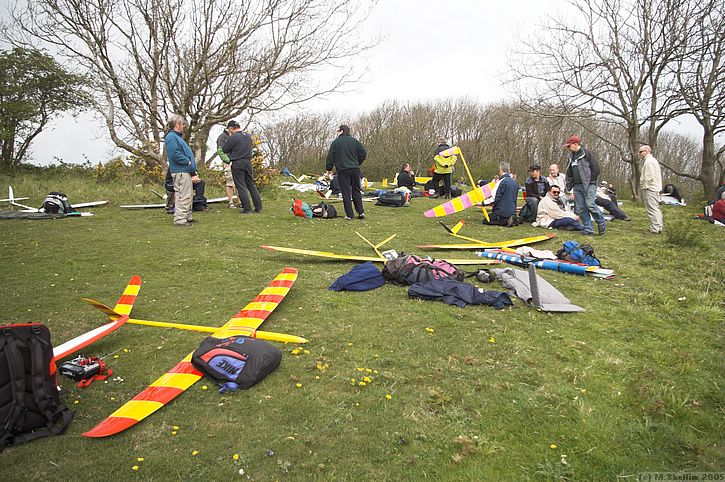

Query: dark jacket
<box><xmin>397</xmin><ymin>170</ymin><xmax>416</xmax><ymax>190</ymax></box>
<box><xmin>493</xmin><ymin>174</ymin><xmax>519</xmax><ymax>218</ymax></box>
<box><xmin>326</xmin><ymin>134</ymin><xmax>366</xmax><ymax>172</ymax></box>
<box><xmin>565</xmin><ymin>147</ymin><xmax>600</xmax><ymax>189</ymax></box>
<box><xmin>525</xmin><ymin>176</ymin><xmax>549</xmax><ymax>201</ymax></box>
<box><xmin>165</xmin><ymin>130</ymin><xmax>197</xmax><ymax>174</ymax></box>
<box><xmin>222</xmin><ymin>131</ymin><xmax>253</xmax><ymax>162</ymax></box>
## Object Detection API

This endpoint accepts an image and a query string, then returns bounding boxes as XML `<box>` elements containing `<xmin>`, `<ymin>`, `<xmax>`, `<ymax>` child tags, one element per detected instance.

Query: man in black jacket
<box><xmin>223</xmin><ymin>120</ymin><xmax>263</xmax><ymax>214</ymax></box>
<box><xmin>397</xmin><ymin>163</ymin><xmax>416</xmax><ymax>190</ymax></box>
<box><xmin>523</xmin><ymin>164</ymin><xmax>549</xmax><ymax>221</ymax></box>
<box><xmin>325</xmin><ymin>125</ymin><xmax>367</xmax><ymax>219</ymax></box>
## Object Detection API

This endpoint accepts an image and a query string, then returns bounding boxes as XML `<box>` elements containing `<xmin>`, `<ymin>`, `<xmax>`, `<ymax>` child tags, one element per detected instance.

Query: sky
<box><xmin>16</xmin><ymin>0</ymin><xmax>702</xmax><ymax>165</ymax></box>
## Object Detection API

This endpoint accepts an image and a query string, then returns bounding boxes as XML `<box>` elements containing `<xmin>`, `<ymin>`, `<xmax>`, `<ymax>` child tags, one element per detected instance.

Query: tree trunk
<box><xmin>627</xmin><ymin>127</ymin><xmax>642</xmax><ymax>201</ymax></box>
<box><xmin>700</xmin><ymin>128</ymin><xmax>718</xmax><ymax>200</ymax></box>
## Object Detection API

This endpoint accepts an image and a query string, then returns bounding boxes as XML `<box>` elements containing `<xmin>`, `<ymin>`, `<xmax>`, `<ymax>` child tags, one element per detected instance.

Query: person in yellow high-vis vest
<box><xmin>431</xmin><ymin>140</ymin><xmax>457</xmax><ymax>198</ymax></box>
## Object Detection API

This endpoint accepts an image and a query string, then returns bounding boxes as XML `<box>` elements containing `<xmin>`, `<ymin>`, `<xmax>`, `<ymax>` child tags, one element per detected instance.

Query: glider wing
<box><xmin>424</xmin><ymin>180</ymin><xmax>497</xmax><ymax>218</ymax></box>
<box><xmin>83</xmin><ymin>268</ymin><xmax>298</xmax><ymax>438</ymax></box>
<box><xmin>261</xmin><ymin>245</ymin><xmax>385</xmax><ymax>262</ymax></box>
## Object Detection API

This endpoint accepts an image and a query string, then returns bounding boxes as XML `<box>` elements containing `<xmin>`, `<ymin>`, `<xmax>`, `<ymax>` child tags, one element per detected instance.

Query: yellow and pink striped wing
<box><xmin>83</xmin><ymin>268</ymin><xmax>298</xmax><ymax>438</ymax></box>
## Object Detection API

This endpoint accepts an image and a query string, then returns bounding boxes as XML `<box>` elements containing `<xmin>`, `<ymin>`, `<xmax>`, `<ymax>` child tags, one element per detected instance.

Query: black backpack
<box><xmin>191</xmin><ymin>336</ymin><xmax>282</xmax><ymax>390</ymax></box>
<box><xmin>310</xmin><ymin>202</ymin><xmax>338</xmax><ymax>219</ymax></box>
<box><xmin>42</xmin><ymin>192</ymin><xmax>73</xmax><ymax>214</ymax></box>
<box><xmin>0</xmin><ymin>324</ymin><xmax>74</xmax><ymax>452</ymax></box>
<box><xmin>376</xmin><ymin>191</ymin><xmax>407</xmax><ymax>207</ymax></box>
<box><xmin>382</xmin><ymin>254</ymin><xmax>465</xmax><ymax>286</ymax></box>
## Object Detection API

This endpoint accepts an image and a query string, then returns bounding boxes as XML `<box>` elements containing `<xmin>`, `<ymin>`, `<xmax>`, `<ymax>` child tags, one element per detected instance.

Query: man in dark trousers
<box><xmin>523</xmin><ymin>164</ymin><xmax>549</xmax><ymax>221</ymax></box>
<box><xmin>484</xmin><ymin>161</ymin><xmax>520</xmax><ymax>226</ymax></box>
<box><xmin>325</xmin><ymin>124</ymin><xmax>367</xmax><ymax>220</ymax></box>
<box><xmin>223</xmin><ymin>120</ymin><xmax>263</xmax><ymax>214</ymax></box>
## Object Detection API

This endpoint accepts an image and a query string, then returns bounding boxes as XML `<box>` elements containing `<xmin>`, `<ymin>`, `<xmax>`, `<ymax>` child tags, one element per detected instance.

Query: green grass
<box><xmin>1</xmin><ymin>171</ymin><xmax>724</xmax><ymax>481</ymax></box>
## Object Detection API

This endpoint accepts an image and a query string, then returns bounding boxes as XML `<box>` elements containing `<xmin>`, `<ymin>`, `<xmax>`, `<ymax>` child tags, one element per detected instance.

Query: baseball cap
<box><xmin>563</xmin><ymin>135</ymin><xmax>580</xmax><ymax>147</ymax></box>
<box><xmin>227</xmin><ymin>120</ymin><xmax>240</xmax><ymax>129</ymax></box>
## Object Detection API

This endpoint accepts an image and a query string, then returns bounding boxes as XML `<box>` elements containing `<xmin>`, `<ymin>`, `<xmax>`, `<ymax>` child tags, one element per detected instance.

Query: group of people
<box><xmin>485</xmin><ymin>135</ymin><xmax>664</xmax><ymax>235</ymax></box>
<box><xmin>165</xmin><ymin>116</ymin><xmax>263</xmax><ymax>227</ymax></box>
<box><xmin>166</xmin><ymin>114</ymin><xmax>668</xmax><ymax>235</ymax></box>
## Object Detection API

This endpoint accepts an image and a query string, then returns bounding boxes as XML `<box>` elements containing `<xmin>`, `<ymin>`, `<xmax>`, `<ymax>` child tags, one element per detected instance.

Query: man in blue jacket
<box><xmin>563</xmin><ymin>135</ymin><xmax>606</xmax><ymax>235</ymax></box>
<box><xmin>165</xmin><ymin>114</ymin><xmax>199</xmax><ymax>227</ymax></box>
<box><xmin>485</xmin><ymin>161</ymin><xmax>520</xmax><ymax>226</ymax></box>
<box><xmin>325</xmin><ymin>125</ymin><xmax>367</xmax><ymax>220</ymax></box>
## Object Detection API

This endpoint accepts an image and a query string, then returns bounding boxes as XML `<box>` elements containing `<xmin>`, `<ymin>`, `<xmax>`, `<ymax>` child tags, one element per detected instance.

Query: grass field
<box><xmin>1</xmin><ymin>171</ymin><xmax>723</xmax><ymax>481</ymax></box>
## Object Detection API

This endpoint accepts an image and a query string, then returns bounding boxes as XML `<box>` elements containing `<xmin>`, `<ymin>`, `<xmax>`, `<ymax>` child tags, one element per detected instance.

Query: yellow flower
<box><xmin>385</xmin><ymin>394</ymin><xmax>392</xmax><ymax>400</ymax></box>
<box><xmin>303</xmin><ymin>349</ymin><xmax>310</xmax><ymax>354</ymax></box>
<box><xmin>173</xmin><ymin>426</ymin><xmax>180</xmax><ymax>430</ymax></box>
<box><xmin>202</xmin><ymin>385</ymin><xmax>208</xmax><ymax>390</ymax></box>
<box><xmin>233</xmin><ymin>453</ymin><xmax>240</xmax><ymax>461</ymax></box>
<box><xmin>425</xmin><ymin>327</ymin><xmax>435</xmax><ymax>333</ymax></box>
<box><xmin>123</xmin><ymin>348</ymin><xmax>129</xmax><ymax>353</ymax></box>
<box><xmin>365</xmin><ymin>368</ymin><xmax>372</xmax><ymax>373</ymax></box>
<box><xmin>192</xmin><ymin>450</ymin><xmax>199</xmax><ymax>456</ymax></box>
<box><xmin>550</xmin><ymin>443</ymin><xmax>557</xmax><ymax>449</ymax></box>
<box><xmin>74</xmin><ymin>400</ymin><xmax>79</xmax><ymax>405</ymax></box>
<box><xmin>358</xmin><ymin>381</ymin><xmax>366</xmax><ymax>387</ymax></box>
<box><xmin>347</xmin><ymin>342</ymin><xmax>353</xmax><ymax>347</ymax></box>
<box><xmin>363</xmin><ymin>376</ymin><xmax>372</xmax><ymax>383</ymax></box>
<box><xmin>136</xmin><ymin>457</ymin><xmax>144</xmax><ymax>462</ymax></box>
<box><xmin>356</xmin><ymin>367</ymin><xmax>364</xmax><ymax>372</ymax></box>
<box><xmin>113</xmin><ymin>355</ymin><xmax>119</xmax><ymax>359</ymax></box>
<box><xmin>373</xmin><ymin>370</ymin><xmax>379</xmax><ymax>374</ymax></box>
<box><xmin>488</xmin><ymin>336</ymin><xmax>496</xmax><ymax>343</ymax></box>
<box><xmin>131</xmin><ymin>465</ymin><xmax>139</xmax><ymax>471</ymax></box>
<box><xmin>315</xmin><ymin>376</ymin><xmax>320</xmax><ymax>380</ymax></box>
<box><xmin>350</xmin><ymin>378</ymin><xmax>356</xmax><ymax>384</ymax></box>
<box><xmin>171</xmin><ymin>431</ymin><xmax>177</xmax><ymax>435</ymax></box>
<box><xmin>296</xmin><ymin>383</ymin><xmax>303</xmax><ymax>388</ymax></box>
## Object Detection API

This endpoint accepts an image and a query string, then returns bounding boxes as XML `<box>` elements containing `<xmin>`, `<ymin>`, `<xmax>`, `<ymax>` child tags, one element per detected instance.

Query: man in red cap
<box><xmin>563</xmin><ymin>135</ymin><xmax>606</xmax><ymax>235</ymax></box>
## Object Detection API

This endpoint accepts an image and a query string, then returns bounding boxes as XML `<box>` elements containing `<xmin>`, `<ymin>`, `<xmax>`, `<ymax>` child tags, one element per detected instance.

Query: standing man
<box><xmin>563</xmin><ymin>135</ymin><xmax>606</xmax><ymax>235</ymax></box>
<box><xmin>165</xmin><ymin>114</ymin><xmax>199</xmax><ymax>227</ymax></box>
<box><xmin>431</xmin><ymin>139</ymin><xmax>457</xmax><ymax>198</ymax></box>
<box><xmin>326</xmin><ymin>125</ymin><xmax>367</xmax><ymax>220</ymax></box>
<box><xmin>216</xmin><ymin>127</ymin><xmax>236</xmax><ymax>208</ymax></box>
<box><xmin>523</xmin><ymin>164</ymin><xmax>549</xmax><ymax>220</ymax></box>
<box><xmin>484</xmin><ymin>161</ymin><xmax>520</xmax><ymax>226</ymax></box>
<box><xmin>223</xmin><ymin>120</ymin><xmax>263</xmax><ymax>214</ymax></box>
<box><xmin>639</xmin><ymin>145</ymin><xmax>663</xmax><ymax>234</ymax></box>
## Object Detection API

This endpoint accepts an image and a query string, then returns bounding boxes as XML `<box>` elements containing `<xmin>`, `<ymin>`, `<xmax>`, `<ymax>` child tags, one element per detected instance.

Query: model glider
<box><xmin>120</xmin><ymin>196</ymin><xmax>234</xmax><ymax>209</ymax></box>
<box><xmin>83</xmin><ymin>268</ymin><xmax>302</xmax><ymax>438</ymax></box>
<box><xmin>52</xmin><ymin>276</ymin><xmax>143</xmax><ymax>360</ymax></box>
<box><xmin>424</xmin><ymin>178</ymin><xmax>498</xmax><ymax>218</ymax></box>
<box><xmin>417</xmin><ymin>220</ymin><xmax>556</xmax><ymax>250</ymax></box>
<box><xmin>475</xmin><ymin>249</ymin><xmax>614</xmax><ymax>279</ymax></box>
<box><xmin>262</xmin><ymin>232</ymin><xmax>500</xmax><ymax>266</ymax></box>
<box><xmin>3</xmin><ymin>186</ymin><xmax>107</xmax><ymax>214</ymax></box>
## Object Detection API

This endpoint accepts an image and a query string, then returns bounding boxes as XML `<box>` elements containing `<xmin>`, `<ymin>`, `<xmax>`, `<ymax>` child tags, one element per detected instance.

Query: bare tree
<box><xmin>668</xmin><ymin>0</ymin><xmax>725</xmax><ymax>199</ymax></box>
<box><xmin>6</xmin><ymin>0</ymin><xmax>377</xmax><ymax>167</ymax></box>
<box><xmin>508</xmin><ymin>0</ymin><xmax>693</xmax><ymax>199</ymax></box>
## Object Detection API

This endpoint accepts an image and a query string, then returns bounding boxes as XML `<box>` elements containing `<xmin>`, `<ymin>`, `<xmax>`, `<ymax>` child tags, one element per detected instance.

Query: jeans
<box><xmin>572</xmin><ymin>183</ymin><xmax>606</xmax><ymax>233</ymax></box>
<box><xmin>549</xmin><ymin>217</ymin><xmax>583</xmax><ymax>231</ymax></box>
<box><xmin>337</xmin><ymin>168</ymin><xmax>364</xmax><ymax>218</ymax></box>
<box><xmin>231</xmin><ymin>160</ymin><xmax>262</xmax><ymax>212</ymax></box>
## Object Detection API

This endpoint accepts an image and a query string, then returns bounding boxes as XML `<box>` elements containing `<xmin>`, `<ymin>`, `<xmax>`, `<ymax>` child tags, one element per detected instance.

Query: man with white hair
<box><xmin>639</xmin><ymin>145</ymin><xmax>663</xmax><ymax>234</ymax></box>
<box><xmin>165</xmin><ymin>114</ymin><xmax>199</xmax><ymax>227</ymax></box>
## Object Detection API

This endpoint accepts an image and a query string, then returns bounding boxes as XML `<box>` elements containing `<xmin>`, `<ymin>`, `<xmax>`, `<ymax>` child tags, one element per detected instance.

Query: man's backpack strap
<box><xmin>9</xmin><ymin>406</ymin><xmax>74</xmax><ymax>446</ymax></box>
<box><xmin>28</xmin><ymin>331</ymin><xmax>53</xmax><ymax>416</ymax></box>
<box><xmin>0</xmin><ymin>333</ymin><xmax>28</xmax><ymax>431</ymax></box>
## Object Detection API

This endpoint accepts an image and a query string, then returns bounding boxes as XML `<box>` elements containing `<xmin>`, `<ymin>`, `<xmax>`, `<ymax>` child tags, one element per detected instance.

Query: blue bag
<box><xmin>329</xmin><ymin>262</ymin><xmax>385</xmax><ymax>291</ymax></box>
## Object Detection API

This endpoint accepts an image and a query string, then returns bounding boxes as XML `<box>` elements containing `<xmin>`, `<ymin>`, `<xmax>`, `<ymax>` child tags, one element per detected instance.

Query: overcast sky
<box><xmin>20</xmin><ymin>0</ymin><xmax>701</xmax><ymax>165</ymax></box>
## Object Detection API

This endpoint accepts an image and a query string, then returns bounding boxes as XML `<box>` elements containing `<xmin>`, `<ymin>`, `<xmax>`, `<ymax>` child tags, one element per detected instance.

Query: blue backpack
<box><xmin>556</xmin><ymin>241</ymin><xmax>601</xmax><ymax>266</ymax></box>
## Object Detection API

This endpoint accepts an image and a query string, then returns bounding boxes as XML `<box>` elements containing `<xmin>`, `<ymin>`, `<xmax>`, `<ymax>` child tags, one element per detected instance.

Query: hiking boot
<box><xmin>344</xmin><ymin>216</ymin><xmax>354</xmax><ymax>220</ymax></box>
<box><xmin>622</xmin><ymin>216</ymin><xmax>631</xmax><ymax>221</ymax></box>
<box><xmin>240</xmin><ymin>210</ymin><xmax>252</xmax><ymax>214</ymax></box>
<box><xmin>506</xmin><ymin>215</ymin><xmax>517</xmax><ymax>227</ymax></box>
<box><xmin>358</xmin><ymin>213</ymin><xmax>365</xmax><ymax>219</ymax></box>
<box><xmin>597</xmin><ymin>223</ymin><xmax>606</xmax><ymax>235</ymax></box>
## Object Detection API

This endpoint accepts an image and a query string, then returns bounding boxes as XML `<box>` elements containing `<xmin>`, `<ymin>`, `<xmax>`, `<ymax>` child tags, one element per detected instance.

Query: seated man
<box><xmin>484</xmin><ymin>161</ymin><xmax>520</xmax><ymax>226</ymax></box>
<box><xmin>397</xmin><ymin>163</ymin><xmax>416</xmax><ymax>191</ymax></box>
<box><xmin>708</xmin><ymin>191</ymin><xmax>725</xmax><ymax>223</ymax></box>
<box><xmin>534</xmin><ymin>185</ymin><xmax>584</xmax><ymax>231</ymax></box>
<box><xmin>595</xmin><ymin>181</ymin><xmax>630</xmax><ymax>221</ymax></box>
<box><xmin>165</xmin><ymin>168</ymin><xmax>207</xmax><ymax>213</ymax></box>
<box><xmin>523</xmin><ymin>164</ymin><xmax>549</xmax><ymax>221</ymax></box>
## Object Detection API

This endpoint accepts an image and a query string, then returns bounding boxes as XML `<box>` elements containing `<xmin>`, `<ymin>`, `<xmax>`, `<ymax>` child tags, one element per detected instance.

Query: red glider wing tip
<box><xmin>82</xmin><ymin>416</ymin><xmax>138</xmax><ymax>438</ymax></box>
<box><xmin>129</xmin><ymin>275</ymin><xmax>142</xmax><ymax>286</ymax></box>
<box><xmin>260</xmin><ymin>245</ymin><xmax>273</xmax><ymax>250</ymax></box>
<box><xmin>281</xmin><ymin>267</ymin><xmax>298</xmax><ymax>274</ymax></box>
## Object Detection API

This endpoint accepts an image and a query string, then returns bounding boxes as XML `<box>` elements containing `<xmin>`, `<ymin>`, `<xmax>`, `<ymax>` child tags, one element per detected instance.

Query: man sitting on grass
<box><xmin>533</xmin><ymin>184</ymin><xmax>584</xmax><ymax>231</ymax></box>
<box><xmin>484</xmin><ymin>161</ymin><xmax>520</xmax><ymax>227</ymax></box>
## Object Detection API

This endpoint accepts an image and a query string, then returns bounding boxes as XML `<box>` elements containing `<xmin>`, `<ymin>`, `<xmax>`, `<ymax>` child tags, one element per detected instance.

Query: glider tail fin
<box><xmin>113</xmin><ymin>275</ymin><xmax>142</xmax><ymax>317</ymax></box>
<box><xmin>81</xmin><ymin>275</ymin><xmax>142</xmax><ymax>320</ymax></box>
<box><xmin>451</xmin><ymin>220</ymin><xmax>465</xmax><ymax>235</ymax></box>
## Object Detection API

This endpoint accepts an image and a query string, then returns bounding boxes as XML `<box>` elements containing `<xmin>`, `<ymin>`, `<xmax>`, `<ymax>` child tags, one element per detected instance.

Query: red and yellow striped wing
<box><xmin>83</xmin><ymin>268</ymin><xmax>298</xmax><ymax>438</ymax></box>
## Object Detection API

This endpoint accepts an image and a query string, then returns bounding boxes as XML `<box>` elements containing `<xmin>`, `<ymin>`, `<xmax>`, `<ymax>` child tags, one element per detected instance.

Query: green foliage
<box><xmin>0</xmin><ymin>48</ymin><xmax>90</xmax><ymax>168</ymax></box>
<box><xmin>664</xmin><ymin>217</ymin><xmax>708</xmax><ymax>249</ymax></box>
<box><xmin>0</xmin><ymin>171</ymin><xmax>723</xmax><ymax>480</ymax></box>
